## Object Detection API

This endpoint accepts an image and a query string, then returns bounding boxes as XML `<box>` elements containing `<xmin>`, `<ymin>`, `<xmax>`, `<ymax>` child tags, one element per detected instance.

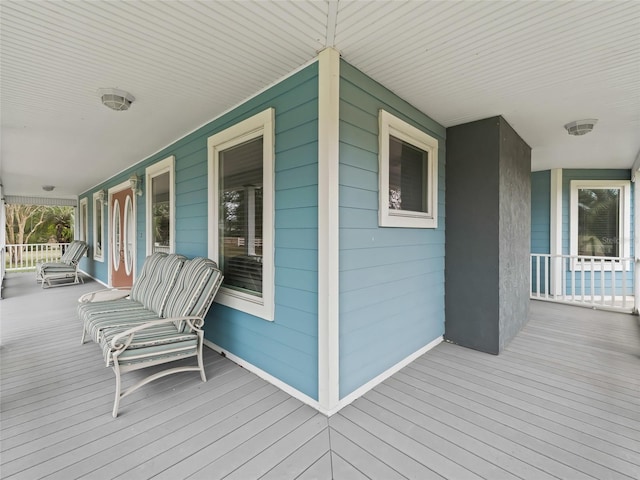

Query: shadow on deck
<box><xmin>1</xmin><ymin>272</ymin><xmax>639</xmax><ymax>479</ymax></box>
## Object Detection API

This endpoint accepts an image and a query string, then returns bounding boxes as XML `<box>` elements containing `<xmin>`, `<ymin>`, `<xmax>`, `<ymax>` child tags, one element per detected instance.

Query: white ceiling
<box><xmin>1</xmin><ymin>0</ymin><xmax>639</xmax><ymax>199</ymax></box>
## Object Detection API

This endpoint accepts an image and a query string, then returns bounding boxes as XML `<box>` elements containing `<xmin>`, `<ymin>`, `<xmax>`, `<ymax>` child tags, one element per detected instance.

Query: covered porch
<box><xmin>1</xmin><ymin>273</ymin><xmax>638</xmax><ymax>479</ymax></box>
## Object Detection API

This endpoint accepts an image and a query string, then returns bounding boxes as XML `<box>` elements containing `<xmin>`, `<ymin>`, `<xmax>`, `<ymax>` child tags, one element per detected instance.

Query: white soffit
<box><xmin>1</xmin><ymin>0</ymin><xmax>639</xmax><ymax>198</ymax></box>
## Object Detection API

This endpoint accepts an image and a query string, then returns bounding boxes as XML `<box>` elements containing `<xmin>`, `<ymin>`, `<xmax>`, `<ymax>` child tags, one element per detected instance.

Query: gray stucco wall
<box><xmin>498</xmin><ymin>118</ymin><xmax>532</xmax><ymax>351</ymax></box>
<box><xmin>445</xmin><ymin>116</ymin><xmax>531</xmax><ymax>354</ymax></box>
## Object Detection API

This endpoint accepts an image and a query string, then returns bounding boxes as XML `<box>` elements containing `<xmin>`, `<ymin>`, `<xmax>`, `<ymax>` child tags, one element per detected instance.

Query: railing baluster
<box><xmin>621</xmin><ymin>258</ymin><xmax>627</xmax><ymax>309</ymax></box>
<box><xmin>536</xmin><ymin>256</ymin><xmax>541</xmax><ymax>299</ymax></box>
<box><xmin>526</xmin><ymin>254</ymin><xmax>635</xmax><ymax>312</ymax></box>
<box><xmin>600</xmin><ymin>258</ymin><xmax>605</xmax><ymax>306</ymax></box>
<box><xmin>4</xmin><ymin>243</ymin><xmax>70</xmax><ymax>272</ymax></box>
<box><xmin>544</xmin><ymin>256</ymin><xmax>549</xmax><ymax>299</ymax></box>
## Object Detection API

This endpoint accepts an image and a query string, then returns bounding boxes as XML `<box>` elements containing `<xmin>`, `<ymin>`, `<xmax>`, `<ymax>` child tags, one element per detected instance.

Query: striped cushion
<box><xmin>163</xmin><ymin>258</ymin><xmax>223</xmax><ymax>331</ymax></box>
<box><xmin>78</xmin><ymin>253</ymin><xmax>185</xmax><ymax>326</ymax></box>
<box><xmin>100</xmin><ymin>322</ymin><xmax>199</xmax><ymax>367</ymax></box>
<box><xmin>133</xmin><ymin>254</ymin><xmax>186</xmax><ymax>315</ymax></box>
<box><xmin>85</xmin><ymin>307</ymin><xmax>160</xmax><ymax>344</ymax></box>
<box><xmin>78</xmin><ymin>297</ymin><xmax>143</xmax><ymax>325</ymax></box>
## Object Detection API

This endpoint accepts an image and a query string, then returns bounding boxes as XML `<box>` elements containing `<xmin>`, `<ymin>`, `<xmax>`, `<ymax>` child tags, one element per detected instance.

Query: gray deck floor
<box><xmin>1</xmin><ymin>272</ymin><xmax>639</xmax><ymax>479</ymax></box>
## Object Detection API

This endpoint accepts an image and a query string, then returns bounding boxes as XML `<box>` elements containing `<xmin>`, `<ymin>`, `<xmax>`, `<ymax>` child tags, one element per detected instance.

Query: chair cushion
<box><xmin>78</xmin><ymin>253</ymin><xmax>186</xmax><ymax>326</ymax></box>
<box><xmin>100</xmin><ymin>322</ymin><xmax>199</xmax><ymax>367</ymax></box>
<box><xmin>163</xmin><ymin>258</ymin><xmax>222</xmax><ymax>331</ymax></box>
<box><xmin>132</xmin><ymin>253</ymin><xmax>186</xmax><ymax>316</ymax></box>
<box><xmin>85</xmin><ymin>306</ymin><xmax>161</xmax><ymax>344</ymax></box>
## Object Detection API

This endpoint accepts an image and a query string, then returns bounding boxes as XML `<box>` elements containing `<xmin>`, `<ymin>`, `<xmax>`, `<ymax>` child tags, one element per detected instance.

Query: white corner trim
<box><xmin>203</xmin><ymin>339</ymin><xmax>325</xmax><ymax>414</ymax></box>
<box><xmin>329</xmin><ymin>336</ymin><xmax>443</xmax><ymax>416</ymax></box>
<box><xmin>317</xmin><ymin>47</ymin><xmax>340</xmax><ymax>413</ymax></box>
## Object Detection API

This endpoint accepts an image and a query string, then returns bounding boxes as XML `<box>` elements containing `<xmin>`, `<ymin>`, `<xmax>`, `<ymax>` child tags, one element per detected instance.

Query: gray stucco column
<box><xmin>445</xmin><ymin>116</ymin><xmax>531</xmax><ymax>354</ymax></box>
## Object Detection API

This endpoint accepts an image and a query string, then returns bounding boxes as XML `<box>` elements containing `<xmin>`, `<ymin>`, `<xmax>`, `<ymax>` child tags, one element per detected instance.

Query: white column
<box><xmin>633</xmin><ymin>177</ymin><xmax>640</xmax><ymax>313</ymax></box>
<box><xmin>317</xmin><ymin>47</ymin><xmax>340</xmax><ymax>413</ymax></box>
<box><xmin>550</xmin><ymin>169</ymin><xmax>563</xmax><ymax>297</ymax></box>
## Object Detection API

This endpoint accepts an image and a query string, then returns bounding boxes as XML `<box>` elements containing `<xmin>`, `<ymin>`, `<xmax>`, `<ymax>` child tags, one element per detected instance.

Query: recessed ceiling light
<box><xmin>42</xmin><ymin>185</ymin><xmax>55</xmax><ymax>191</ymax></box>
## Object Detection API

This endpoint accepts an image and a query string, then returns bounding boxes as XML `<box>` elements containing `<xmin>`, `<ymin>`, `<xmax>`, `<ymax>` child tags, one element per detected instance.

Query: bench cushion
<box><xmin>163</xmin><ymin>257</ymin><xmax>222</xmax><ymax>332</ymax></box>
<box><xmin>131</xmin><ymin>253</ymin><xmax>186</xmax><ymax>315</ymax></box>
<box><xmin>85</xmin><ymin>307</ymin><xmax>161</xmax><ymax>344</ymax></box>
<box><xmin>101</xmin><ymin>322</ymin><xmax>199</xmax><ymax>367</ymax></box>
<box><xmin>78</xmin><ymin>252</ymin><xmax>185</xmax><ymax>325</ymax></box>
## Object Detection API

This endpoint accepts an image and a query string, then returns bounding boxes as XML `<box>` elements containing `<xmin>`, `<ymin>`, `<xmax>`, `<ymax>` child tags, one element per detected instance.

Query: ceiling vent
<box><xmin>100</xmin><ymin>88</ymin><xmax>135</xmax><ymax>111</ymax></box>
<box><xmin>564</xmin><ymin>119</ymin><xmax>597</xmax><ymax>136</ymax></box>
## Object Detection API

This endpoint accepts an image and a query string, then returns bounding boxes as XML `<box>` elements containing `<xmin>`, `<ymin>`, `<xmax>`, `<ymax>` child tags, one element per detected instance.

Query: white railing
<box><xmin>5</xmin><ymin>243</ymin><xmax>71</xmax><ymax>271</ymax></box>
<box><xmin>530</xmin><ymin>253</ymin><xmax>634</xmax><ymax>312</ymax></box>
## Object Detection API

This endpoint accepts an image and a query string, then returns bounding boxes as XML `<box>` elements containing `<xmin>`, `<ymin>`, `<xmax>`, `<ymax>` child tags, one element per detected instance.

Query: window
<box><xmin>92</xmin><ymin>191</ymin><xmax>104</xmax><ymax>261</ymax></box>
<box><xmin>79</xmin><ymin>197</ymin><xmax>88</xmax><ymax>251</ymax></box>
<box><xmin>208</xmin><ymin>108</ymin><xmax>274</xmax><ymax>320</ymax></box>
<box><xmin>570</xmin><ymin>180</ymin><xmax>630</xmax><ymax>261</ymax></box>
<box><xmin>378</xmin><ymin>110</ymin><xmax>438</xmax><ymax>228</ymax></box>
<box><xmin>146</xmin><ymin>156</ymin><xmax>175</xmax><ymax>255</ymax></box>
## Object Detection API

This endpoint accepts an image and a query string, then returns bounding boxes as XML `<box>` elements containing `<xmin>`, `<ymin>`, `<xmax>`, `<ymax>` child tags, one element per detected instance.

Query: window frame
<box><xmin>570</xmin><ymin>179</ymin><xmax>631</xmax><ymax>269</ymax></box>
<box><xmin>378</xmin><ymin>109</ymin><xmax>439</xmax><ymax>229</ymax></box>
<box><xmin>79</xmin><ymin>197</ymin><xmax>88</xmax><ymax>255</ymax></box>
<box><xmin>145</xmin><ymin>155</ymin><xmax>175</xmax><ymax>255</ymax></box>
<box><xmin>92</xmin><ymin>191</ymin><xmax>105</xmax><ymax>262</ymax></box>
<box><xmin>207</xmin><ymin>108</ymin><xmax>275</xmax><ymax>321</ymax></box>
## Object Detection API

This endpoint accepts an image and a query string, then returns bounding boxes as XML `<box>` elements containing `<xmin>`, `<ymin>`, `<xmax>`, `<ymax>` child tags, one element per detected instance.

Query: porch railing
<box><xmin>530</xmin><ymin>253</ymin><xmax>635</xmax><ymax>312</ymax></box>
<box><xmin>5</xmin><ymin>243</ymin><xmax>71</xmax><ymax>271</ymax></box>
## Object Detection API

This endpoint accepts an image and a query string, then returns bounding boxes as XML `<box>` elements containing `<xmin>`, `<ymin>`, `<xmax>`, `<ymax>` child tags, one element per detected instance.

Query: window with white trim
<box><xmin>79</xmin><ymin>197</ymin><xmax>88</xmax><ymax>250</ymax></box>
<box><xmin>146</xmin><ymin>156</ymin><xmax>175</xmax><ymax>255</ymax></box>
<box><xmin>208</xmin><ymin>108</ymin><xmax>274</xmax><ymax>321</ymax></box>
<box><xmin>378</xmin><ymin>110</ymin><xmax>438</xmax><ymax>228</ymax></box>
<box><xmin>92</xmin><ymin>191</ymin><xmax>104</xmax><ymax>261</ymax></box>
<box><xmin>570</xmin><ymin>180</ymin><xmax>630</xmax><ymax>261</ymax></box>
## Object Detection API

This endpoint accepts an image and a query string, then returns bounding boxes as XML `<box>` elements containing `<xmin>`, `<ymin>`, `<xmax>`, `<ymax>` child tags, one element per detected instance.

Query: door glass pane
<box><xmin>578</xmin><ymin>188</ymin><xmax>620</xmax><ymax>257</ymax></box>
<box><xmin>124</xmin><ymin>195</ymin><xmax>134</xmax><ymax>274</ymax></box>
<box><xmin>113</xmin><ymin>199</ymin><xmax>121</xmax><ymax>270</ymax></box>
<box><xmin>219</xmin><ymin>137</ymin><xmax>263</xmax><ymax>296</ymax></box>
<box><xmin>152</xmin><ymin>172</ymin><xmax>171</xmax><ymax>253</ymax></box>
<box><xmin>388</xmin><ymin>135</ymin><xmax>428</xmax><ymax>213</ymax></box>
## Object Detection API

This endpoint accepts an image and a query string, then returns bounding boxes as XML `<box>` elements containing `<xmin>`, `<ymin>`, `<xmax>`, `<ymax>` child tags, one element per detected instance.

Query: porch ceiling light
<box><xmin>100</xmin><ymin>88</ymin><xmax>135</xmax><ymax>111</ymax></box>
<box><xmin>42</xmin><ymin>185</ymin><xmax>55</xmax><ymax>192</ymax></box>
<box><xmin>564</xmin><ymin>119</ymin><xmax>597</xmax><ymax>136</ymax></box>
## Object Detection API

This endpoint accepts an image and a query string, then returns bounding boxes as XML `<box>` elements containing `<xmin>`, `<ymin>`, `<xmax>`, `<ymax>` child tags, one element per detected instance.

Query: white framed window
<box><xmin>208</xmin><ymin>108</ymin><xmax>275</xmax><ymax>321</ymax></box>
<box><xmin>378</xmin><ymin>109</ymin><xmax>438</xmax><ymax>229</ymax></box>
<box><xmin>92</xmin><ymin>191</ymin><xmax>105</xmax><ymax>261</ymax></box>
<box><xmin>79</xmin><ymin>197</ymin><xmax>88</xmax><ymax>255</ymax></box>
<box><xmin>570</xmin><ymin>180</ymin><xmax>630</xmax><ymax>266</ymax></box>
<box><xmin>146</xmin><ymin>155</ymin><xmax>175</xmax><ymax>255</ymax></box>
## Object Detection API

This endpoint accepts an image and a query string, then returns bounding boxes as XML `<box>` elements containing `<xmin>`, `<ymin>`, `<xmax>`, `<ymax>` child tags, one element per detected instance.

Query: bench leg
<box><xmin>112</xmin><ymin>363</ymin><xmax>123</xmax><ymax>418</ymax></box>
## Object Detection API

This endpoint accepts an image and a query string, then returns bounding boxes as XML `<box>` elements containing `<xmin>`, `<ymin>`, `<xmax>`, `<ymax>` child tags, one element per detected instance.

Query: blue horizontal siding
<box><xmin>560</xmin><ymin>169</ymin><xmax>633</xmax><ymax>298</ymax></box>
<box><xmin>531</xmin><ymin>170</ymin><xmax>550</xmax><ymax>254</ymax></box>
<box><xmin>338</xmin><ymin>60</ymin><xmax>446</xmax><ymax>399</ymax></box>
<box><xmin>81</xmin><ymin>62</ymin><xmax>321</xmax><ymax>400</ymax></box>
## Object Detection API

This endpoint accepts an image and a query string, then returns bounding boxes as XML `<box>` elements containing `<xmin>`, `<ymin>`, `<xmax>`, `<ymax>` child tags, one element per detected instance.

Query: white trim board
<box><xmin>330</xmin><ymin>336</ymin><xmax>443</xmax><ymax>416</ymax></box>
<box><xmin>204</xmin><ymin>335</ymin><xmax>443</xmax><ymax>417</ymax></box>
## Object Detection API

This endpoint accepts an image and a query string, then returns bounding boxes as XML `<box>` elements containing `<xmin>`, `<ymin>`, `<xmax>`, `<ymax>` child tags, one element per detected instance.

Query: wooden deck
<box><xmin>1</xmin><ymin>272</ymin><xmax>639</xmax><ymax>479</ymax></box>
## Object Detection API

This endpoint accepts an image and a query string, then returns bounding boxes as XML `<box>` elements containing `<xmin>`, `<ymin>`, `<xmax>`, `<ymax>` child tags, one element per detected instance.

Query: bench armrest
<box><xmin>78</xmin><ymin>288</ymin><xmax>132</xmax><ymax>304</ymax></box>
